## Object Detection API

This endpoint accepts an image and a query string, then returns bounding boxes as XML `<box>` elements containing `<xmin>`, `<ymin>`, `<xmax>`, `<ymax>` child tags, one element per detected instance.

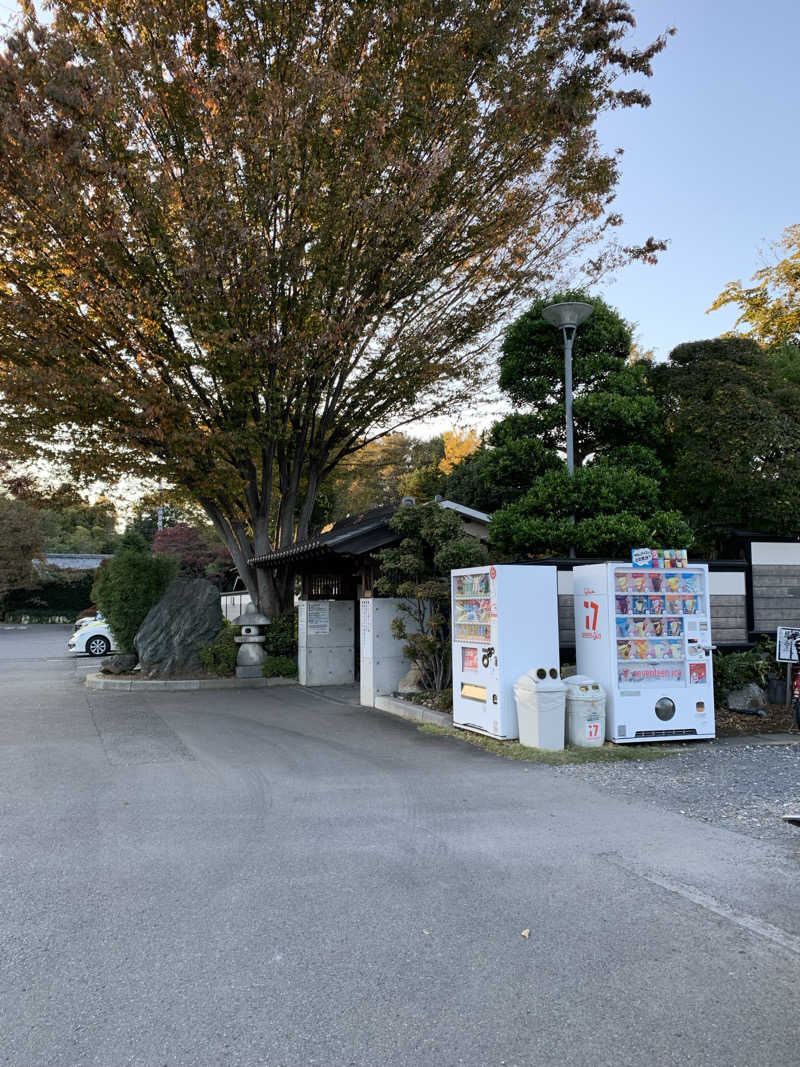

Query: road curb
<box><xmin>373</xmin><ymin>693</ymin><xmax>452</xmax><ymax>727</ymax></box>
<box><xmin>85</xmin><ymin>673</ymin><xmax>298</xmax><ymax>692</ymax></box>
<box><xmin>714</xmin><ymin>731</ymin><xmax>799</xmax><ymax>747</ymax></box>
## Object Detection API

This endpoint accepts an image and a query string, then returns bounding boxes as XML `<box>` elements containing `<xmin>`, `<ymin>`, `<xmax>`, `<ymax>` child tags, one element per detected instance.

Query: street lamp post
<box><xmin>542</xmin><ymin>301</ymin><xmax>593</xmax><ymax>558</ymax></box>
<box><xmin>541</xmin><ymin>301</ymin><xmax>594</xmax><ymax>477</ymax></box>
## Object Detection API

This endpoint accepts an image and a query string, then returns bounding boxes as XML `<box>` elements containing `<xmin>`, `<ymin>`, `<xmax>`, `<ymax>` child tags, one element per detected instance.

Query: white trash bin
<box><xmin>514</xmin><ymin>669</ymin><xmax>566</xmax><ymax>750</ymax></box>
<box><xmin>564</xmin><ymin>675</ymin><xmax>606</xmax><ymax>748</ymax></box>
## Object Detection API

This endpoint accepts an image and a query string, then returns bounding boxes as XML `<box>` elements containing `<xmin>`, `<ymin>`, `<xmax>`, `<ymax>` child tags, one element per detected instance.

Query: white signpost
<box><xmin>776</xmin><ymin>626</ymin><xmax>800</xmax><ymax>708</ymax></box>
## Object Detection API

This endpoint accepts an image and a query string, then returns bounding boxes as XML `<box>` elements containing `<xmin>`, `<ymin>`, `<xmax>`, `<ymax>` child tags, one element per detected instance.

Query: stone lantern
<box><xmin>232</xmin><ymin>602</ymin><xmax>271</xmax><ymax>678</ymax></box>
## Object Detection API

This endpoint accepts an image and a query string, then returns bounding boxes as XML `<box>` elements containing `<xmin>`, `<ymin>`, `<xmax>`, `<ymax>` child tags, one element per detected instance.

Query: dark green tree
<box><xmin>91</xmin><ymin>531</ymin><xmax>178</xmax><ymax>653</ymax></box>
<box><xmin>444</xmin><ymin>415</ymin><xmax>561</xmax><ymax>513</ymax></box>
<box><xmin>489</xmin><ymin>462</ymin><xmax>692</xmax><ymax>559</ymax></box>
<box><xmin>498</xmin><ymin>291</ymin><xmax>663</xmax><ymax>467</ymax></box>
<box><xmin>654</xmin><ymin>337</ymin><xmax>800</xmax><ymax>552</ymax></box>
<box><xmin>376</xmin><ymin>504</ymin><xmax>487</xmax><ymax>691</ymax></box>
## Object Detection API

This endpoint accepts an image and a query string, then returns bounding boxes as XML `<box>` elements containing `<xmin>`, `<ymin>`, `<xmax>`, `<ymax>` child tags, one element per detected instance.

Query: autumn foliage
<box><xmin>0</xmin><ymin>1</ymin><xmax>669</xmax><ymax>610</ymax></box>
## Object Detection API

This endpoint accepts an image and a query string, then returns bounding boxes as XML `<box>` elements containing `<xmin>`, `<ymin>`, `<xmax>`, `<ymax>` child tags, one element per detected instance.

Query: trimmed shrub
<box><xmin>262</xmin><ymin>655</ymin><xmax>297</xmax><ymax>678</ymax></box>
<box><xmin>264</xmin><ymin>612</ymin><xmax>297</xmax><ymax>657</ymax></box>
<box><xmin>91</xmin><ymin>531</ymin><xmax>178</xmax><ymax>653</ymax></box>
<box><xmin>198</xmin><ymin>620</ymin><xmax>239</xmax><ymax>676</ymax></box>
<box><xmin>2</xmin><ymin>566</ymin><xmax>94</xmax><ymax>621</ymax></box>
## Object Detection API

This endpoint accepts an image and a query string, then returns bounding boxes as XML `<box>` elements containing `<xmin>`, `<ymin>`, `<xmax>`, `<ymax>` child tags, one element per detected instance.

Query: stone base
<box><xmin>236</xmin><ymin>664</ymin><xmax>264</xmax><ymax>678</ymax></box>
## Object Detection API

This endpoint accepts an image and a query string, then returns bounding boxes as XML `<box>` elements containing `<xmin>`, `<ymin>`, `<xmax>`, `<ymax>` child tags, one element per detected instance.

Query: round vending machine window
<box><xmin>655</xmin><ymin>697</ymin><xmax>676</xmax><ymax>721</ymax></box>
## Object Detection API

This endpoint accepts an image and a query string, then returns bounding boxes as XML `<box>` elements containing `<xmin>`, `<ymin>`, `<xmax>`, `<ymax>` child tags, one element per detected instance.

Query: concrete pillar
<box><xmin>360</xmin><ymin>598</ymin><xmax>418</xmax><ymax>707</ymax></box>
<box><xmin>297</xmin><ymin>601</ymin><xmax>355</xmax><ymax>686</ymax></box>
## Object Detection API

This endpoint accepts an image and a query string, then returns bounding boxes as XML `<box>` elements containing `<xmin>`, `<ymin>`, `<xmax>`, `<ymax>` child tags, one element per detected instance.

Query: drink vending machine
<box><xmin>451</xmin><ymin>564</ymin><xmax>560</xmax><ymax>739</ymax></box>
<box><xmin>573</xmin><ymin>562</ymin><xmax>715</xmax><ymax>742</ymax></box>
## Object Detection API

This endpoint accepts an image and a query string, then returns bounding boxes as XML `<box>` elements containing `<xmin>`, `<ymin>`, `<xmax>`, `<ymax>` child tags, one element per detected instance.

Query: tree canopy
<box><xmin>0</xmin><ymin>0</ymin><xmax>668</xmax><ymax>611</ymax></box>
<box><xmin>653</xmin><ymin>337</ymin><xmax>800</xmax><ymax>551</ymax></box>
<box><xmin>710</xmin><ymin>223</ymin><xmax>800</xmax><ymax>345</ymax></box>
<box><xmin>0</xmin><ymin>493</ymin><xmax>44</xmax><ymax>596</ymax></box>
<box><xmin>498</xmin><ymin>290</ymin><xmax>662</xmax><ymax>466</ymax></box>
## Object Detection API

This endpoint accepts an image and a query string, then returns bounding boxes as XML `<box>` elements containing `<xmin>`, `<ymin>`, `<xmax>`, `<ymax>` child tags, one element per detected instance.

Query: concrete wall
<box><xmin>297</xmin><ymin>600</ymin><xmax>355</xmax><ymax>686</ymax></box>
<box><xmin>751</xmin><ymin>542</ymin><xmax>800</xmax><ymax>632</ymax></box>
<box><xmin>360</xmin><ymin>598</ymin><xmax>419</xmax><ymax>707</ymax></box>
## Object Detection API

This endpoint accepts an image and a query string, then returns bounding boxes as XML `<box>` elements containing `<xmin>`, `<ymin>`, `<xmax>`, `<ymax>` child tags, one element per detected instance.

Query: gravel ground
<box><xmin>555</xmin><ymin>742</ymin><xmax>800</xmax><ymax>845</ymax></box>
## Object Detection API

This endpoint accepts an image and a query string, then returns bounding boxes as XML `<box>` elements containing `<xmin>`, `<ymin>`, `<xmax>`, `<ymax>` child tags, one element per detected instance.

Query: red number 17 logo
<box><xmin>584</xmin><ymin>600</ymin><xmax>599</xmax><ymax>631</ymax></box>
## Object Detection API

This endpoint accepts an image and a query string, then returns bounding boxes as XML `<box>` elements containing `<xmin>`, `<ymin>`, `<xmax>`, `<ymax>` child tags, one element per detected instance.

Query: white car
<box><xmin>67</xmin><ymin>619</ymin><xmax>117</xmax><ymax>657</ymax></box>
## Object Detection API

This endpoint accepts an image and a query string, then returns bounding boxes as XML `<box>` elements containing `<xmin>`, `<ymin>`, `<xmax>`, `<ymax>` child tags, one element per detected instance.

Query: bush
<box><xmin>2</xmin><ymin>566</ymin><xmax>94</xmax><ymax>620</ymax></box>
<box><xmin>713</xmin><ymin>647</ymin><xmax>771</xmax><ymax>706</ymax></box>
<box><xmin>198</xmin><ymin>620</ymin><xmax>238</xmax><ymax>676</ymax></box>
<box><xmin>262</xmin><ymin>654</ymin><xmax>297</xmax><ymax>678</ymax></box>
<box><xmin>264</xmin><ymin>612</ymin><xmax>297</xmax><ymax>658</ymax></box>
<box><xmin>91</xmin><ymin>531</ymin><xmax>178</xmax><ymax>653</ymax></box>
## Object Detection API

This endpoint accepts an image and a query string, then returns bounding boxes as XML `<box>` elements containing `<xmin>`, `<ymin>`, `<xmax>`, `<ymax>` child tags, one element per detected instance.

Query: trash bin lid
<box><xmin>515</xmin><ymin>668</ymin><xmax>565</xmax><ymax>694</ymax></box>
<box><xmin>564</xmin><ymin>674</ymin><xmax>604</xmax><ymax>693</ymax></box>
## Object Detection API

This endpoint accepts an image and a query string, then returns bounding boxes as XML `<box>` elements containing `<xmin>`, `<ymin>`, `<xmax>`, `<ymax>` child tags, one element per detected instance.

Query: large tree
<box><xmin>653</xmin><ymin>337</ymin><xmax>800</xmax><ymax>552</ymax></box>
<box><xmin>0</xmin><ymin>494</ymin><xmax>45</xmax><ymax>596</ymax></box>
<box><xmin>0</xmin><ymin>1</ymin><xmax>668</xmax><ymax>612</ymax></box>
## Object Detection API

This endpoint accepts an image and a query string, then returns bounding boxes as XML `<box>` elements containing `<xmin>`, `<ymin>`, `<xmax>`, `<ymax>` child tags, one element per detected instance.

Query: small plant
<box><xmin>198</xmin><ymin>620</ymin><xmax>238</xmax><ymax>676</ymax></box>
<box><xmin>712</xmin><ymin>645</ymin><xmax>772</xmax><ymax>706</ymax></box>
<box><xmin>262</xmin><ymin>654</ymin><xmax>297</xmax><ymax>678</ymax></box>
<box><xmin>376</xmin><ymin>503</ymin><xmax>487</xmax><ymax>691</ymax></box>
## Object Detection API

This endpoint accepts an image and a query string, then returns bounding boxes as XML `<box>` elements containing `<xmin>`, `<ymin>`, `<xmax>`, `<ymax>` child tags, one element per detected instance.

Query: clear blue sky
<box><xmin>1</xmin><ymin>0</ymin><xmax>796</xmax><ymax>362</ymax></box>
<box><xmin>595</xmin><ymin>0</ymin><xmax>800</xmax><ymax>358</ymax></box>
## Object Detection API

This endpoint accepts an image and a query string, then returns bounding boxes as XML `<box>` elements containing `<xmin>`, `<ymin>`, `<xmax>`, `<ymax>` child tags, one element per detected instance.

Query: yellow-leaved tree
<box><xmin>0</xmin><ymin>0</ymin><xmax>669</xmax><ymax>613</ymax></box>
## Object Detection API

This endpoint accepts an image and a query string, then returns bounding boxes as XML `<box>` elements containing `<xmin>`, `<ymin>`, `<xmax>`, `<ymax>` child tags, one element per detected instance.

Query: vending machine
<box><xmin>573</xmin><ymin>562</ymin><xmax>715</xmax><ymax>742</ymax></box>
<box><xmin>451</xmin><ymin>564</ymin><xmax>559</xmax><ymax>739</ymax></box>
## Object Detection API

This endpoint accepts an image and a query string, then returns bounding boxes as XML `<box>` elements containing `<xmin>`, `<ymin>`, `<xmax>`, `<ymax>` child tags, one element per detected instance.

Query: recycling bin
<box><xmin>564</xmin><ymin>675</ymin><xmax>606</xmax><ymax>748</ymax></box>
<box><xmin>514</xmin><ymin>669</ymin><xmax>566</xmax><ymax>750</ymax></box>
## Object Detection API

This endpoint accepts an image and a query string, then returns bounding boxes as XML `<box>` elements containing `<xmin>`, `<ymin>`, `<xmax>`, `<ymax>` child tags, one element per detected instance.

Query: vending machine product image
<box><xmin>451</xmin><ymin>564</ymin><xmax>559</xmax><ymax>739</ymax></box>
<box><xmin>573</xmin><ymin>562</ymin><xmax>715</xmax><ymax>742</ymax></box>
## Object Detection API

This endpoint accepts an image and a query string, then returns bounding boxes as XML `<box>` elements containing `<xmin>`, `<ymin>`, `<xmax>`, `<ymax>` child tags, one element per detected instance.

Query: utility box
<box><xmin>514</xmin><ymin>670</ymin><xmax>566</xmax><ymax>751</ymax></box>
<box><xmin>564</xmin><ymin>676</ymin><xmax>606</xmax><ymax>748</ymax></box>
<box><xmin>297</xmin><ymin>601</ymin><xmax>354</xmax><ymax>686</ymax></box>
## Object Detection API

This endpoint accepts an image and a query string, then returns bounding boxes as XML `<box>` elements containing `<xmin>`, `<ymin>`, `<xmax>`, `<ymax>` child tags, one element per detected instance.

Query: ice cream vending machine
<box><xmin>451</xmin><ymin>564</ymin><xmax>560</xmax><ymax>739</ymax></box>
<box><xmin>573</xmin><ymin>562</ymin><xmax>715</xmax><ymax>742</ymax></box>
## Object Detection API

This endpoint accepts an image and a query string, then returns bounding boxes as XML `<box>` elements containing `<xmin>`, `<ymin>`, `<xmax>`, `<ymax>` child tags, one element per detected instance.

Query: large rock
<box><xmin>134</xmin><ymin>579</ymin><xmax>223</xmax><ymax>677</ymax></box>
<box><xmin>397</xmin><ymin>664</ymin><xmax>424</xmax><ymax>694</ymax></box>
<box><xmin>726</xmin><ymin>682</ymin><xmax>767</xmax><ymax>711</ymax></box>
<box><xmin>101</xmin><ymin>653</ymin><xmax>137</xmax><ymax>675</ymax></box>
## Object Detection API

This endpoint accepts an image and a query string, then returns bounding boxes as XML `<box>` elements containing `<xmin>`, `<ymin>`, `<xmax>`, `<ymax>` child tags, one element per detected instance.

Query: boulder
<box><xmin>101</xmin><ymin>653</ymin><xmax>138</xmax><ymax>675</ymax></box>
<box><xmin>134</xmin><ymin>579</ymin><xmax>223</xmax><ymax>677</ymax></box>
<box><xmin>397</xmin><ymin>664</ymin><xmax>424</xmax><ymax>694</ymax></box>
<box><xmin>726</xmin><ymin>682</ymin><xmax>767</xmax><ymax>711</ymax></box>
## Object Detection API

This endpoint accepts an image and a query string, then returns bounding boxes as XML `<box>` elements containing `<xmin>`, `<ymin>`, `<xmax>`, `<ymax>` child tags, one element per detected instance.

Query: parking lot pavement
<box><xmin>1</xmin><ymin>626</ymin><xmax>799</xmax><ymax>1067</ymax></box>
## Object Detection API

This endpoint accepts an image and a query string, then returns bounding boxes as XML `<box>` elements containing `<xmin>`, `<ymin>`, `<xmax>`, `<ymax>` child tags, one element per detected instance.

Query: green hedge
<box><xmin>2</xmin><ymin>567</ymin><xmax>94</xmax><ymax>620</ymax></box>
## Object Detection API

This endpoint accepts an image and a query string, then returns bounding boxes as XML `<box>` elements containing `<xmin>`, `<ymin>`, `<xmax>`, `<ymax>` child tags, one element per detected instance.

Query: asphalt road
<box><xmin>1</xmin><ymin>626</ymin><xmax>799</xmax><ymax>1067</ymax></box>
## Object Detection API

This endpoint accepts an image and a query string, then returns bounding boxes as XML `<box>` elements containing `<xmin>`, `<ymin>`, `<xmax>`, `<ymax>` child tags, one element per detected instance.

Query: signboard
<box><xmin>307</xmin><ymin>601</ymin><xmax>331</xmax><ymax>636</ymax></box>
<box><xmin>776</xmin><ymin>626</ymin><xmax>800</xmax><ymax>662</ymax></box>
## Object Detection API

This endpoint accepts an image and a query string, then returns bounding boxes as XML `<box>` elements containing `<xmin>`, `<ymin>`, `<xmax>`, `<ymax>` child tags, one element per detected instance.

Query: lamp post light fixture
<box><xmin>541</xmin><ymin>301</ymin><xmax>593</xmax><ymax>477</ymax></box>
